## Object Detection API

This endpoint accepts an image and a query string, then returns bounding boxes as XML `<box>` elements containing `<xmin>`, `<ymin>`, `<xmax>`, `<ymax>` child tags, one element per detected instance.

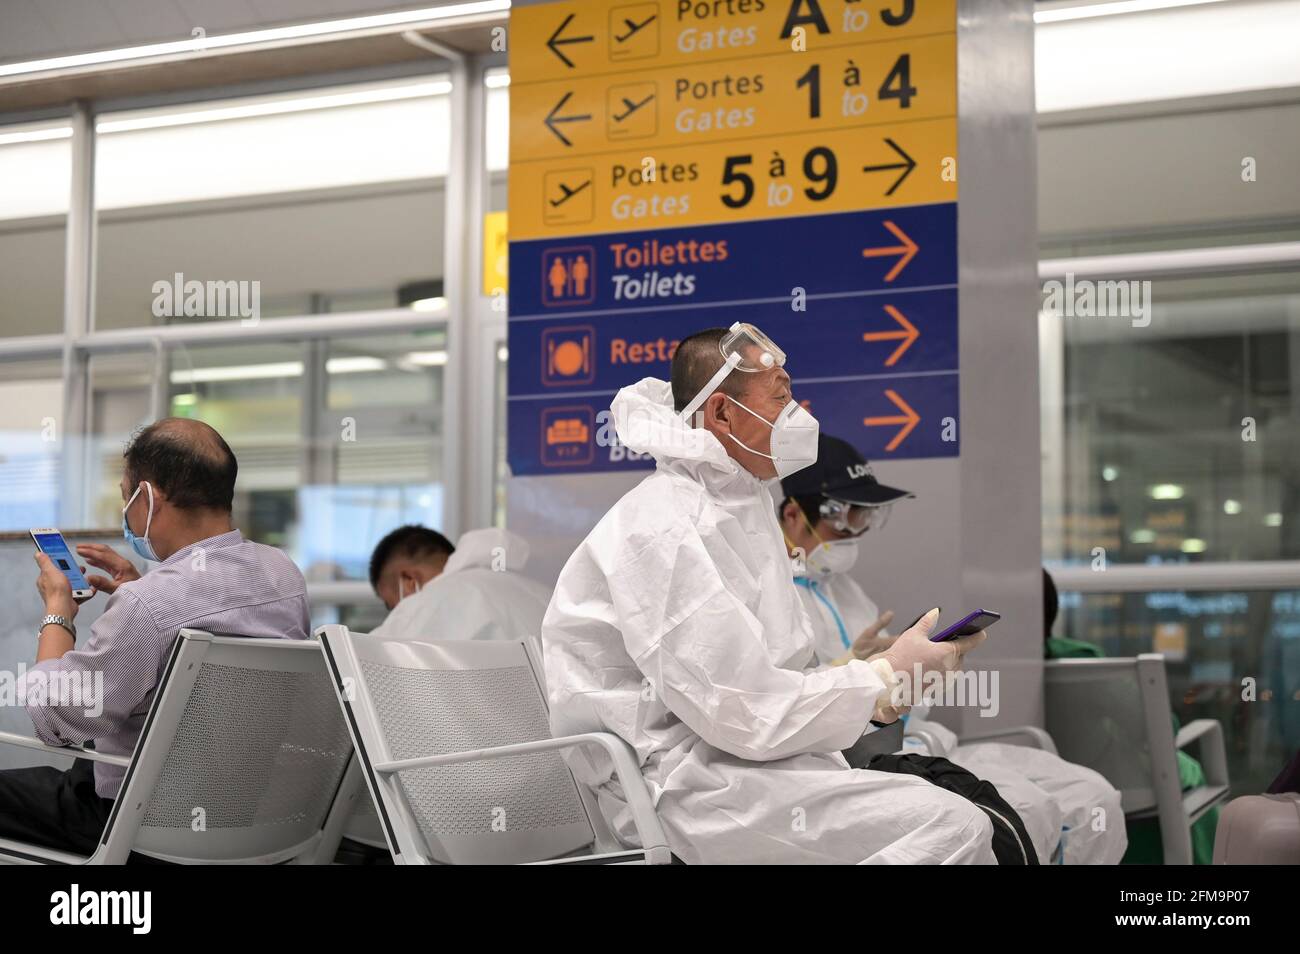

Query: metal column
<box><xmin>60</xmin><ymin>100</ymin><xmax>95</xmax><ymax>527</ymax></box>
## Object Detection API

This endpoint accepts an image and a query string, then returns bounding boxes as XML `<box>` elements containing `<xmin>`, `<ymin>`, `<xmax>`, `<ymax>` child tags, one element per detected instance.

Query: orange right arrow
<box><xmin>864</xmin><ymin>389</ymin><xmax>920</xmax><ymax>452</ymax></box>
<box><xmin>861</xmin><ymin>220</ymin><xmax>918</xmax><ymax>282</ymax></box>
<box><xmin>863</xmin><ymin>305</ymin><xmax>919</xmax><ymax>366</ymax></box>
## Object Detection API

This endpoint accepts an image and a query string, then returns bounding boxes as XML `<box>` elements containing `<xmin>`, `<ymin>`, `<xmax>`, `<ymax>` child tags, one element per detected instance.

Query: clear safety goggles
<box><xmin>680</xmin><ymin>322</ymin><xmax>787</xmax><ymax>421</ymax></box>
<box><xmin>820</xmin><ymin>498</ymin><xmax>892</xmax><ymax>535</ymax></box>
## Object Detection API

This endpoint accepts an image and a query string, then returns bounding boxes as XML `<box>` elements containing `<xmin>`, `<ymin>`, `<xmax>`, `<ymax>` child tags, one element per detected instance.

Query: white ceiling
<box><xmin>0</xmin><ymin>0</ymin><xmax>465</xmax><ymax>66</ymax></box>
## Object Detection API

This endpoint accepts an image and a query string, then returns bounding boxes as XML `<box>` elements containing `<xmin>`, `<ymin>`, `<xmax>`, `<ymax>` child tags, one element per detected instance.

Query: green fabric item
<box><xmin>1045</xmin><ymin>636</ymin><xmax>1105</xmax><ymax>659</ymax></box>
<box><xmin>1182</xmin><ymin>753</ymin><xmax>1220</xmax><ymax>865</ymax></box>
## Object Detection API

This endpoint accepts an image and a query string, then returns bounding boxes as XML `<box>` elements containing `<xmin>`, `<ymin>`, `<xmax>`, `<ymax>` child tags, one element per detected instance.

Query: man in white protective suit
<box><xmin>542</xmin><ymin>323</ymin><xmax>997</xmax><ymax>864</ymax></box>
<box><xmin>369</xmin><ymin>525</ymin><xmax>551</xmax><ymax>645</ymax></box>
<box><xmin>777</xmin><ymin>434</ymin><xmax>1127</xmax><ymax>865</ymax></box>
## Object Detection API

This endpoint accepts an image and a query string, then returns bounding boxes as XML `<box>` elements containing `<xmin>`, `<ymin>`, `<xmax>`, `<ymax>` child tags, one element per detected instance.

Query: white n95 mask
<box><xmin>806</xmin><ymin>539</ymin><xmax>860</xmax><ymax>578</ymax></box>
<box><xmin>726</xmin><ymin>397</ymin><xmax>819</xmax><ymax>479</ymax></box>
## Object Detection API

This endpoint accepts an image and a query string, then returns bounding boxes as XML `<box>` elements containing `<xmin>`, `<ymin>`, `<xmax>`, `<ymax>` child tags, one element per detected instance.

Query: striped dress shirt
<box><xmin>23</xmin><ymin>529</ymin><xmax>310</xmax><ymax>798</ymax></box>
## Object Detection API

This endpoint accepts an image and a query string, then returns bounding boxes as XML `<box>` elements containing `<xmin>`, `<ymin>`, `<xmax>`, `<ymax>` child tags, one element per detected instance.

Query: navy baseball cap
<box><xmin>780</xmin><ymin>434</ymin><xmax>914</xmax><ymax>505</ymax></box>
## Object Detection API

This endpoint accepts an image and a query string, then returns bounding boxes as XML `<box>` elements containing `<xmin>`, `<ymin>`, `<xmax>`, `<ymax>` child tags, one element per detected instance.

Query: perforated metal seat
<box><xmin>317</xmin><ymin>625</ymin><xmax>671</xmax><ymax>865</ymax></box>
<box><xmin>0</xmin><ymin>630</ymin><xmax>362</xmax><ymax>865</ymax></box>
<box><xmin>1045</xmin><ymin>654</ymin><xmax>1230</xmax><ymax>865</ymax></box>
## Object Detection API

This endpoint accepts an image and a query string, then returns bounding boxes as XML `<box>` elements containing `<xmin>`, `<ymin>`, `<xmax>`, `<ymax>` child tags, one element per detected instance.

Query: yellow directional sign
<box><xmin>509</xmin><ymin>116</ymin><xmax>955</xmax><ymax>240</ymax></box>
<box><xmin>511</xmin><ymin>33</ymin><xmax>955</xmax><ymax>161</ymax></box>
<box><xmin>512</xmin><ymin>0</ymin><xmax>958</xmax><ymax>83</ymax></box>
<box><xmin>509</xmin><ymin>0</ymin><xmax>962</xmax><ymax>469</ymax></box>
<box><xmin>482</xmin><ymin>210</ymin><xmax>509</xmax><ymax>295</ymax></box>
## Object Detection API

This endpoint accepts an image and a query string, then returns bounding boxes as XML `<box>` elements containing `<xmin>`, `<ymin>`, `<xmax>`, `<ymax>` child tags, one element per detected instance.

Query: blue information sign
<box><xmin>508</xmin><ymin>202</ymin><xmax>959</xmax><ymax>475</ymax></box>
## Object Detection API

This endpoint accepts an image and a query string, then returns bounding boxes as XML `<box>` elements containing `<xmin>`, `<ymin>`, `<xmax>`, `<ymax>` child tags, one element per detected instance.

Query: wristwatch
<box><xmin>39</xmin><ymin>614</ymin><xmax>76</xmax><ymax>642</ymax></box>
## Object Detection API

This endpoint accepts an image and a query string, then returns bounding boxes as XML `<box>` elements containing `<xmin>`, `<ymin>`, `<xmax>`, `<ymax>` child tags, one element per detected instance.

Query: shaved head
<box><xmin>124</xmin><ymin>417</ymin><xmax>238</xmax><ymax>511</ymax></box>
<box><xmin>671</xmin><ymin>328</ymin><xmax>750</xmax><ymax>413</ymax></box>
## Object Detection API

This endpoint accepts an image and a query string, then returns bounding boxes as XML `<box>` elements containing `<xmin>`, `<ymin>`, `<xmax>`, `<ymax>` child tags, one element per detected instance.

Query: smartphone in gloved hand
<box><xmin>929</xmin><ymin>609</ymin><xmax>1001</xmax><ymax>642</ymax></box>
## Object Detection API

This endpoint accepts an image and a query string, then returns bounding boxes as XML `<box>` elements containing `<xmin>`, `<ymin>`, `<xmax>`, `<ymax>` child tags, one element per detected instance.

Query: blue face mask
<box><xmin>122</xmin><ymin>481</ymin><xmax>161</xmax><ymax>562</ymax></box>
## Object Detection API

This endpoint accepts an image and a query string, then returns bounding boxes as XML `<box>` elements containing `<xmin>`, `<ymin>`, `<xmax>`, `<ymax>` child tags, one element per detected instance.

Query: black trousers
<box><xmin>0</xmin><ymin>758</ymin><xmax>113</xmax><ymax>856</ymax></box>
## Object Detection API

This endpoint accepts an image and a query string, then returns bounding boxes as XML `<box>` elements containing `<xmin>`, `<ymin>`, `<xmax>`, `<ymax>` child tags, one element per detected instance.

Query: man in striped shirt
<box><xmin>1</xmin><ymin>418</ymin><xmax>310</xmax><ymax>856</ymax></box>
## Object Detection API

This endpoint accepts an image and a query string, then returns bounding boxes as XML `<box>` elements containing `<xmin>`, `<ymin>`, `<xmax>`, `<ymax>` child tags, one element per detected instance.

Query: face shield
<box><xmin>679</xmin><ymin>322</ymin><xmax>787</xmax><ymax>421</ymax></box>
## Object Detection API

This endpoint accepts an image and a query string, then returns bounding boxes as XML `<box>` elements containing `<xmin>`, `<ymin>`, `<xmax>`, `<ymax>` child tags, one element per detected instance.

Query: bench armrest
<box><xmin>0</xmin><ymin>729</ymin><xmax>132</xmax><ymax>767</ymax></box>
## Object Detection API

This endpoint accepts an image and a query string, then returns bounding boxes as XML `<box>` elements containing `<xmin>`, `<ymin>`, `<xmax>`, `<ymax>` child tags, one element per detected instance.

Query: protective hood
<box><xmin>611</xmin><ymin>377</ymin><xmax>746</xmax><ymax>486</ymax></box>
<box><xmin>444</xmin><ymin>527</ymin><xmax>532</xmax><ymax>575</ymax></box>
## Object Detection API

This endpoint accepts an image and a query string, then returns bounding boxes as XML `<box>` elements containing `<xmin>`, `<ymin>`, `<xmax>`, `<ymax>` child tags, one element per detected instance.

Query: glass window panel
<box><xmin>1044</xmin><ymin>272</ymin><xmax>1300</xmax><ymax>564</ymax></box>
<box><xmin>90</xmin><ymin>342</ymin><xmax>308</xmax><ymax>540</ymax></box>
<box><xmin>485</xmin><ymin>68</ymin><xmax>509</xmax><ymax>177</ymax></box>
<box><xmin>326</xmin><ymin>330</ymin><xmax>446</xmax><ymax>412</ymax></box>
<box><xmin>0</xmin><ymin>358</ymin><xmax>63</xmax><ymax>529</ymax></box>
<box><xmin>302</xmin><ymin>332</ymin><xmax>448</xmax><ymax>582</ymax></box>
<box><xmin>85</xmin><ymin>333</ymin><xmax>449</xmax><ymax>583</ymax></box>
<box><xmin>168</xmin><ymin>341</ymin><xmax>306</xmax><ymax>553</ymax></box>
<box><xmin>0</xmin><ymin>121</ymin><xmax>70</xmax><ymax>337</ymax></box>
<box><xmin>88</xmin><ymin>350</ymin><xmax>154</xmax><ymax>527</ymax></box>
<box><xmin>1058</xmin><ymin>588</ymin><xmax>1300</xmax><ymax>795</ymax></box>
<box><xmin>93</xmin><ymin>78</ymin><xmax>450</xmax><ymax>330</ymax></box>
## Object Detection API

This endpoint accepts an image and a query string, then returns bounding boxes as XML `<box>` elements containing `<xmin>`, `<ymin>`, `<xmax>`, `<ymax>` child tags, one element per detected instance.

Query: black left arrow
<box><xmin>544</xmin><ymin>91</ymin><xmax>592</xmax><ymax>147</ymax></box>
<box><xmin>862</xmin><ymin>138</ymin><xmax>917</xmax><ymax>196</ymax></box>
<box><xmin>547</xmin><ymin>13</ymin><xmax>594</xmax><ymax>69</ymax></box>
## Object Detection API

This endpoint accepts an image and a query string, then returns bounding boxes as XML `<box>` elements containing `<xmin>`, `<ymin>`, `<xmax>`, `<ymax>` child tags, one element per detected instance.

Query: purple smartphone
<box><xmin>929</xmin><ymin>609</ymin><xmax>1001</xmax><ymax>642</ymax></box>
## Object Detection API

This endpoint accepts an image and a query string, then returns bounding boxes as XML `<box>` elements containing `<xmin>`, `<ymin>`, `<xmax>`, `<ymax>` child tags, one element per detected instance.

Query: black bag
<box><xmin>867</xmin><ymin>752</ymin><xmax>1039</xmax><ymax>865</ymax></box>
<box><xmin>840</xmin><ymin>721</ymin><xmax>906</xmax><ymax>767</ymax></box>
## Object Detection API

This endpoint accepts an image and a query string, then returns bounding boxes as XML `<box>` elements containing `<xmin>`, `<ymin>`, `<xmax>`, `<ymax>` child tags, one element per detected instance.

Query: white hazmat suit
<box><xmin>541</xmin><ymin>378</ymin><xmax>997</xmax><ymax>864</ymax></box>
<box><xmin>371</xmin><ymin>527</ymin><xmax>552</xmax><ymax>644</ymax></box>
<box><xmin>794</xmin><ymin>569</ymin><xmax>1127</xmax><ymax>864</ymax></box>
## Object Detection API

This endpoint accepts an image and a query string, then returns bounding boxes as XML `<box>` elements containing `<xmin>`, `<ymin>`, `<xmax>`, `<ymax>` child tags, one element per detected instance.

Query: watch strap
<box><xmin>39</xmin><ymin>614</ymin><xmax>76</xmax><ymax>641</ymax></box>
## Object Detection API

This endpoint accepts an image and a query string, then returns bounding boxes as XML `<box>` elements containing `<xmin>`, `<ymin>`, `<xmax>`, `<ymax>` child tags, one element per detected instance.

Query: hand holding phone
<box><xmin>31</xmin><ymin>529</ymin><xmax>95</xmax><ymax>602</ymax></box>
<box><xmin>929</xmin><ymin>609</ymin><xmax>1001</xmax><ymax>642</ymax></box>
<box><xmin>878</xmin><ymin>608</ymin><xmax>989</xmax><ymax>707</ymax></box>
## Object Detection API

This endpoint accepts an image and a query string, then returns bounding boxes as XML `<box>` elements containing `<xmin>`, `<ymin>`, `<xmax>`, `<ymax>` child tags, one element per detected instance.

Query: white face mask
<box><xmin>806</xmin><ymin>538</ymin><xmax>860</xmax><ymax>578</ymax></box>
<box><xmin>122</xmin><ymin>481</ymin><xmax>161</xmax><ymax>562</ymax></box>
<box><xmin>726</xmin><ymin>396</ymin><xmax>819</xmax><ymax>479</ymax></box>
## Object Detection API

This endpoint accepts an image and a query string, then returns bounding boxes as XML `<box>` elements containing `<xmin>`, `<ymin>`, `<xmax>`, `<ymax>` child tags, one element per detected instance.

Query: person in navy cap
<box><xmin>777</xmin><ymin>433</ymin><xmax>913</xmax><ymax>667</ymax></box>
<box><xmin>778</xmin><ymin>433</ymin><xmax>1127</xmax><ymax>865</ymax></box>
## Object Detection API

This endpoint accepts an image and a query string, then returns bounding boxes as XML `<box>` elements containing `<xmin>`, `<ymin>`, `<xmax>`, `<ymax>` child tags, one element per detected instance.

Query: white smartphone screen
<box><xmin>32</xmin><ymin>530</ymin><xmax>93</xmax><ymax>595</ymax></box>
